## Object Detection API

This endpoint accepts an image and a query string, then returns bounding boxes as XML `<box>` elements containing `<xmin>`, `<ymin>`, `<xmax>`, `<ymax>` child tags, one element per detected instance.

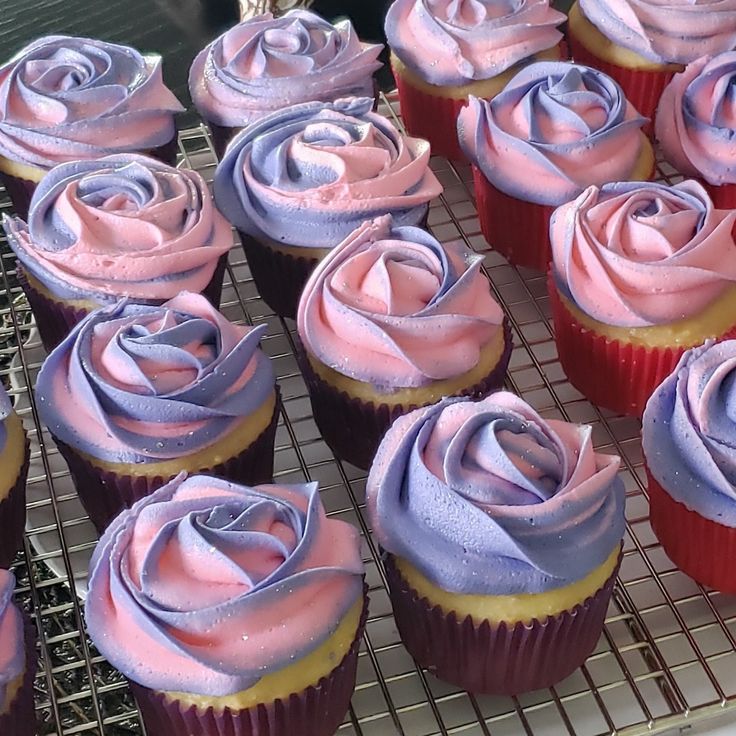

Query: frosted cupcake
<box><xmin>86</xmin><ymin>474</ymin><xmax>367</xmax><ymax>736</ymax></box>
<box><xmin>190</xmin><ymin>10</ymin><xmax>382</xmax><ymax>158</ymax></box>
<box><xmin>214</xmin><ymin>97</ymin><xmax>442</xmax><ymax>318</ymax></box>
<box><xmin>4</xmin><ymin>155</ymin><xmax>232</xmax><ymax>352</ymax></box>
<box><xmin>37</xmin><ymin>293</ymin><xmax>278</xmax><ymax>533</ymax></box>
<box><xmin>458</xmin><ymin>62</ymin><xmax>653</xmax><ymax>271</ymax></box>
<box><xmin>549</xmin><ymin>180</ymin><xmax>736</xmax><ymax>417</ymax></box>
<box><xmin>297</xmin><ymin>215</ymin><xmax>511</xmax><ymax>470</ymax></box>
<box><xmin>367</xmin><ymin>393</ymin><xmax>625</xmax><ymax>695</ymax></box>
<box><xmin>0</xmin><ymin>36</ymin><xmax>184</xmax><ymax>217</ymax></box>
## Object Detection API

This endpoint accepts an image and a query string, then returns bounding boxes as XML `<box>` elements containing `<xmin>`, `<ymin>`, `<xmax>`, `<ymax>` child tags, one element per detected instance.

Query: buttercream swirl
<box><xmin>0</xmin><ymin>36</ymin><xmax>184</xmax><ymax>170</ymax></box>
<box><xmin>85</xmin><ymin>474</ymin><xmax>364</xmax><ymax>695</ymax></box>
<box><xmin>0</xmin><ymin>570</ymin><xmax>24</xmax><ymax>709</ymax></box>
<box><xmin>36</xmin><ymin>293</ymin><xmax>275</xmax><ymax>464</ymax></box>
<box><xmin>550</xmin><ymin>180</ymin><xmax>736</xmax><ymax>327</ymax></box>
<box><xmin>656</xmin><ymin>53</ymin><xmax>736</xmax><ymax>186</ymax></box>
<box><xmin>578</xmin><ymin>0</ymin><xmax>736</xmax><ymax>65</ymax></box>
<box><xmin>367</xmin><ymin>392</ymin><xmax>625</xmax><ymax>595</ymax></box>
<box><xmin>3</xmin><ymin>155</ymin><xmax>232</xmax><ymax>303</ymax></box>
<box><xmin>297</xmin><ymin>215</ymin><xmax>504</xmax><ymax>388</ymax></box>
<box><xmin>213</xmin><ymin>97</ymin><xmax>442</xmax><ymax>248</ymax></box>
<box><xmin>386</xmin><ymin>0</ymin><xmax>565</xmax><ymax>86</ymax></box>
<box><xmin>643</xmin><ymin>339</ymin><xmax>736</xmax><ymax>526</ymax></box>
<box><xmin>190</xmin><ymin>10</ymin><xmax>382</xmax><ymax>128</ymax></box>
<box><xmin>457</xmin><ymin>62</ymin><xmax>647</xmax><ymax>206</ymax></box>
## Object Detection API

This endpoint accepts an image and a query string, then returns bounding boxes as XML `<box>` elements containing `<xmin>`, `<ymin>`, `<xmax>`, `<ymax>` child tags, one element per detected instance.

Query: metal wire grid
<box><xmin>1</xmin><ymin>92</ymin><xmax>736</xmax><ymax>736</ymax></box>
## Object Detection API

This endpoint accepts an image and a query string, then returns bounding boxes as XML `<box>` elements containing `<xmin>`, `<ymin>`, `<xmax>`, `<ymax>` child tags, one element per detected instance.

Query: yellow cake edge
<box><xmin>0</xmin><ymin>411</ymin><xmax>27</xmax><ymax>504</ymax></box>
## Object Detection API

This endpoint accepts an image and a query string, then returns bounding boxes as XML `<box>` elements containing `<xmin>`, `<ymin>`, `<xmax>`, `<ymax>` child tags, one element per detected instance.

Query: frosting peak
<box><xmin>0</xmin><ymin>570</ymin><xmax>24</xmax><ymax>709</ymax></box>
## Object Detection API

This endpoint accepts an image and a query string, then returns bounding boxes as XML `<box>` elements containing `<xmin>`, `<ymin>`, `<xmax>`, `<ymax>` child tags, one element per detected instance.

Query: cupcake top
<box><xmin>297</xmin><ymin>215</ymin><xmax>505</xmax><ymax>389</ymax></box>
<box><xmin>36</xmin><ymin>293</ymin><xmax>275</xmax><ymax>464</ymax></box>
<box><xmin>0</xmin><ymin>36</ymin><xmax>184</xmax><ymax>171</ymax></box>
<box><xmin>85</xmin><ymin>473</ymin><xmax>364</xmax><ymax>696</ymax></box>
<box><xmin>578</xmin><ymin>0</ymin><xmax>736</xmax><ymax>65</ymax></box>
<box><xmin>189</xmin><ymin>10</ymin><xmax>382</xmax><ymax>128</ymax></box>
<box><xmin>367</xmin><ymin>392</ymin><xmax>625</xmax><ymax>595</ymax></box>
<box><xmin>385</xmin><ymin>0</ymin><xmax>565</xmax><ymax>86</ymax></box>
<box><xmin>3</xmin><ymin>155</ymin><xmax>232</xmax><ymax>304</ymax></box>
<box><xmin>550</xmin><ymin>180</ymin><xmax>736</xmax><ymax>327</ymax></box>
<box><xmin>656</xmin><ymin>52</ymin><xmax>736</xmax><ymax>186</ymax></box>
<box><xmin>0</xmin><ymin>570</ymin><xmax>24</xmax><ymax>708</ymax></box>
<box><xmin>457</xmin><ymin>62</ymin><xmax>647</xmax><ymax>207</ymax></box>
<box><xmin>214</xmin><ymin>97</ymin><xmax>442</xmax><ymax>248</ymax></box>
<box><xmin>643</xmin><ymin>339</ymin><xmax>736</xmax><ymax>526</ymax></box>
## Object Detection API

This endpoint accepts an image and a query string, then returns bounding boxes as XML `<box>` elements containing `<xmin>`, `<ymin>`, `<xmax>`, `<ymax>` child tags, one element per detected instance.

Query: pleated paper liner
<box><xmin>384</xmin><ymin>551</ymin><xmax>620</xmax><ymax>696</ymax></box>
<box><xmin>703</xmin><ymin>181</ymin><xmax>736</xmax><ymax>212</ymax></box>
<box><xmin>207</xmin><ymin>121</ymin><xmax>236</xmax><ymax>161</ymax></box>
<box><xmin>53</xmin><ymin>395</ymin><xmax>280</xmax><ymax>534</ymax></box>
<box><xmin>0</xmin><ymin>435</ymin><xmax>30</xmax><ymax>569</ymax></box>
<box><xmin>0</xmin><ymin>615</ymin><xmax>38</xmax><ymax>736</ymax></box>
<box><xmin>296</xmin><ymin>320</ymin><xmax>512</xmax><ymax>471</ymax></box>
<box><xmin>646</xmin><ymin>467</ymin><xmax>736</xmax><ymax>594</ymax></box>
<box><xmin>129</xmin><ymin>590</ymin><xmax>369</xmax><ymax>736</ymax></box>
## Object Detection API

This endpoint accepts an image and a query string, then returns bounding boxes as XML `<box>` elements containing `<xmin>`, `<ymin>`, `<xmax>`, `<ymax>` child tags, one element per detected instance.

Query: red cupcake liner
<box><xmin>53</xmin><ymin>394</ymin><xmax>280</xmax><ymax>533</ymax></box>
<box><xmin>297</xmin><ymin>321</ymin><xmax>512</xmax><ymax>471</ymax></box>
<box><xmin>0</xmin><ymin>614</ymin><xmax>38</xmax><ymax>736</ymax></box>
<box><xmin>646</xmin><ymin>467</ymin><xmax>736</xmax><ymax>593</ymax></box>
<box><xmin>703</xmin><ymin>181</ymin><xmax>736</xmax><ymax>211</ymax></box>
<box><xmin>129</xmin><ymin>590</ymin><xmax>368</xmax><ymax>736</ymax></box>
<box><xmin>384</xmin><ymin>551</ymin><xmax>620</xmax><ymax>695</ymax></box>
<box><xmin>0</xmin><ymin>435</ymin><xmax>30</xmax><ymax>569</ymax></box>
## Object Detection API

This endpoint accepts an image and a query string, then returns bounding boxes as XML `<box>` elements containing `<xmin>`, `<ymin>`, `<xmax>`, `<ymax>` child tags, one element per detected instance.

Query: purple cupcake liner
<box><xmin>53</xmin><ymin>393</ymin><xmax>280</xmax><ymax>534</ymax></box>
<box><xmin>129</xmin><ymin>589</ymin><xmax>368</xmax><ymax>736</ymax></box>
<box><xmin>149</xmin><ymin>135</ymin><xmax>180</xmax><ymax>167</ymax></box>
<box><xmin>384</xmin><ymin>550</ymin><xmax>621</xmax><ymax>696</ymax></box>
<box><xmin>297</xmin><ymin>320</ymin><xmax>512</xmax><ymax>471</ymax></box>
<box><xmin>0</xmin><ymin>435</ymin><xmax>30</xmax><ymax>569</ymax></box>
<box><xmin>0</xmin><ymin>614</ymin><xmax>38</xmax><ymax>736</ymax></box>
<box><xmin>207</xmin><ymin>122</ymin><xmax>237</xmax><ymax>161</ymax></box>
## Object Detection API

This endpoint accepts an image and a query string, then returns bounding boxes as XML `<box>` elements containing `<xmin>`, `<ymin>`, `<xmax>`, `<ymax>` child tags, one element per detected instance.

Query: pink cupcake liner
<box><xmin>0</xmin><ymin>614</ymin><xmax>38</xmax><ymax>736</ymax></box>
<box><xmin>384</xmin><ymin>551</ymin><xmax>620</xmax><ymax>696</ymax></box>
<box><xmin>0</xmin><ymin>436</ymin><xmax>30</xmax><ymax>569</ymax></box>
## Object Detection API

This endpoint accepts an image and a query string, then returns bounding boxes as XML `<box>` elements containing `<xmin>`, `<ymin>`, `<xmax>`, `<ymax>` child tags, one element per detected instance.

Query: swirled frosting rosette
<box><xmin>0</xmin><ymin>571</ymin><xmax>24</xmax><ymax>711</ymax></box>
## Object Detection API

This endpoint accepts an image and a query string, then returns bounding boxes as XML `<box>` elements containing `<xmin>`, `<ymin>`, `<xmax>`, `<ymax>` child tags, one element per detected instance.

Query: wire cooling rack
<box><xmin>2</xmin><ymin>93</ymin><xmax>736</xmax><ymax>736</ymax></box>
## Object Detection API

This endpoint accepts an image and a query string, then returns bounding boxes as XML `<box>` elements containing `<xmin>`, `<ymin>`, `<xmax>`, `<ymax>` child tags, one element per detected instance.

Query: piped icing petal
<box><xmin>643</xmin><ymin>339</ymin><xmax>736</xmax><ymax>526</ymax></box>
<box><xmin>550</xmin><ymin>180</ymin><xmax>736</xmax><ymax>327</ymax></box>
<box><xmin>656</xmin><ymin>53</ymin><xmax>736</xmax><ymax>186</ymax></box>
<box><xmin>0</xmin><ymin>36</ymin><xmax>184</xmax><ymax>170</ymax></box>
<box><xmin>36</xmin><ymin>293</ymin><xmax>275</xmax><ymax>464</ymax></box>
<box><xmin>297</xmin><ymin>215</ymin><xmax>505</xmax><ymax>388</ymax></box>
<box><xmin>458</xmin><ymin>61</ymin><xmax>648</xmax><ymax>206</ymax></box>
<box><xmin>0</xmin><ymin>570</ymin><xmax>24</xmax><ymax>709</ymax></box>
<box><xmin>189</xmin><ymin>10</ymin><xmax>382</xmax><ymax>128</ymax></box>
<box><xmin>578</xmin><ymin>0</ymin><xmax>736</xmax><ymax>65</ymax></box>
<box><xmin>3</xmin><ymin>155</ymin><xmax>232</xmax><ymax>303</ymax></box>
<box><xmin>367</xmin><ymin>392</ymin><xmax>625</xmax><ymax>595</ymax></box>
<box><xmin>385</xmin><ymin>0</ymin><xmax>565</xmax><ymax>86</ymax></box>
<box><xmin>85</xmin><ymin>474</ymin><xmax>365</xmax><ymax>696</ymax></box>
<box><xmin>213</xmin><ymin>97</ymin><xmax>442</xmax><ymax>248</ymax></box>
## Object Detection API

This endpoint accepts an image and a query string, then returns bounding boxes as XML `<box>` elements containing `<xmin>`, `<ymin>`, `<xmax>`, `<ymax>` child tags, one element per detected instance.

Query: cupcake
<box><xmin>0</xmin><ymin>36</ymin><xmax>184</xmax><ymax>217</ymax></box>
<box><xmin>656</xmin><ymin>52</ymin><xmax>736</xmax><ymax>209</ymax></box>
<box><xmin>0</xmin><ymin>387</ymin><xmax>29</xmax><ymax>570</ymax></box>
<box><xmin>190</xmin><ymin>10</ymin><xmax>382</xmax><ymax>158</ymax></box>
<box><xmin>567</xmin><ymin>0</ymin><xmax>736</xmax><ymax>134</ymax></box>
<box><xmin>297</xmin><ymin>215</ymin><xmax>511</xmax><ymax>470</ymax></box>
<box><xmin>367</xmin><ymin>392</ymin><xmax>625</xmax><ymax>695</ymax></box>
<box><xmin>3</xmin><ymin>154</ymin><xmax>232</xmax><ymax>352</ymax></box>
<box><xmin>549</xmin><ymin>180</ymin><xmax>736</xmax><ymax>417</ymax></box>
<box><xmin>458</xmin><ymin>62</ymin><xmax>653</xmax><ymax>271</ymax></box>
<box><xmin>643</xmin><ymin>340</ymin><xmax>736</xmax><ymax>593</ymax></box>
<box><xmin>36</xmin><ymin>293</ymin><xmax>279</xmax><ymax>533</ymax></box>
<box><xmin>214</xmin><ymin>97</ymin><xmax>442</xmax><ymax>319</ymax></box>
<box><xmin>85</xmin><ymin>474</ymin><xmax>367</xmax><ymax>736</ymax></box>
<box><xmin>386</xmin><ymin>0</ymin><xmax>566</xmax><ymax>161</ymax></box>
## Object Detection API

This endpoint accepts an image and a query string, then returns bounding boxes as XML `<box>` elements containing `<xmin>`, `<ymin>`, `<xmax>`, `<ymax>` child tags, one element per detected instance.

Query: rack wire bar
<box><xmin>2</xmin><ymin>93</ymin><xmax>735</xmax><ymax>736</ymax></box>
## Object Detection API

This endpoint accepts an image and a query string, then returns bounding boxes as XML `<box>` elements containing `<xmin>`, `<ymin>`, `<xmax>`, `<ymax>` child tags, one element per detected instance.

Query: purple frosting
<box><xmin>367</xmin><ymin>392</ymin><xmax>625</xmax><ymax>595</ymax></box>
<box><xmin>0</xmin><ymin>570</ymin><xmax>24</xmax><ymax>710</ymax></box>
<box><xmin>0</xmin><ymin>386</ymin><xmax>11</xmax><ymax>457</ymax></box>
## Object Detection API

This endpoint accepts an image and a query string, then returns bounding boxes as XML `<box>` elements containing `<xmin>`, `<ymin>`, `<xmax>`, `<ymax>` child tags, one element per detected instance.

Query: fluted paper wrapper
<box><xmin>0</xmin><ymin>436</ymin><xmax>30</xmax><ymax>569</ymax></box>
<box><xmin>703</xmin><ymin>181</ymin><xmax>736</xmax><ymax>211</ymax></box>
<box><xmin>0</xmin><ymin>615</ymin><xmax>38</xmax><ymax>736</ymax></box>
<box><xmin>208</xmin><ymin>121</ymin><xmax>238</xmax><ymax>161</ymax></box>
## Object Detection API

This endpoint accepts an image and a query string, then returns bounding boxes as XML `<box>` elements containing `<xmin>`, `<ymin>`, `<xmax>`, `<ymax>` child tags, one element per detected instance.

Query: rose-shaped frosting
<box><xmin>656</xmin><ymin>53</ymin><xmax>736</xmax><ymax>185</ymax></box>
<box><xmin>578</xmin><ymin>0</ymin><xmax>736</xmax><ymax>65</ymax></box>
<box><xmin>367</xmin><ymin>393</ymin><xmax>625</xmax><ymax>595</ymax></box>
<box><xmin>550</xmin><ymin>180</ymin><xmax>736</xmax><ymax>327</ymax></box>
<box><xmin>643</xmin><ymin>340</ymin><xmax>736</xmax><ymax>525</ymax></box>
<box><xmin>190</xmin><ymin>10</ymin><xmax>382</xmax><ymax>128</ymax></box>
<box><xmin>386</xmin><ymin>0</ymin><xmax>565</xmax><ymax>86</ymax></box>
<box><xmin>3</xmin><ymin>155</ymin><xmax>232</xmax><ymax>303</ymax></box>
<box><xmin>213</xmin><ymin>97</ymin><xmax>442</xmax><ymax>248</ymax></box>
<box><xmin>0</xmin><ymin>571</ymin><xmax>24</xmax><ymax>709</ymax></box>
<box><xmin>297</xmin><ymin>215</ymin><xmax>505</xmax><ymax>388</ymax></box>
<box><xmin>0</xmin><ymin>36</ymin><xmax>184</xmax><ymax>170</ymax></box>
<box><xmin>85</xmin><ymin>474</ymin><xmax>364</xmax><ymax>695</ymax></box>
<box><xmin>36</xmin><ymin>293</ymin><xmax>275</xmax><ymax>464</ymax></box>
<box><xmin>457</xmin><ymin>62</ymin><xmax>648</xmax><ymax>206</ymax></box>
